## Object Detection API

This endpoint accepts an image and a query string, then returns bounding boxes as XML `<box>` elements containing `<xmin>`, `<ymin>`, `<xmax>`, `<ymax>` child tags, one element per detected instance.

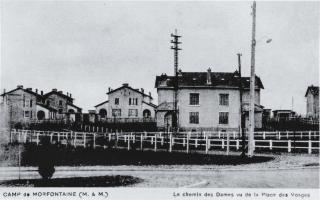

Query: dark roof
<box><xmin>36</xmin><ymin>103</ymin><xmax>57</xmax><ymax>112</ymax></box>
<box><xmin>155</xmin><ymin>72</ymin><xmax>264</xmax><ymax>89</ymax></box>
<box><xmin>1</xmin><ymin>87</ymin><xmax>43</xmax><ymax>99</ymax></box>
<box><xmin>142</xmin><ymin>101</ymin><xmax>157</xmax><ymax>108</ymax></box>
<box><xmin>67</xmin><ymin>102</ymin><xmax>82</xmax><ymax>111</ymax></box>
<box><xmin>305</xmin><ymin>85</ymin><xmax>319</xmax><ymax>97</ymax></box>
<box><xmin>43</xmin><ymin>91</ymin><xmax>73</xmax><ymax>101</ymax></box>
<box><xmin>94</xmin><ymin>100</ymin><xmax>109</xmax><ymax>108</ymax></box>
<box><xmin>107</xmin><ymin>85</ymin><xmax>153</xmax><ymax>99</ymax></box>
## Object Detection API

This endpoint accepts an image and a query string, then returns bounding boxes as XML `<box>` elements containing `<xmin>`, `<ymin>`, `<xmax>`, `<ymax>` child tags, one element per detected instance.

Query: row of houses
<box><xmin>0</xmin><ymin>86</ymin><xmax>82</xmax><ymax>123</ymax></box>
<box><xmin>1</xmin><ymin>74</ymin><xmax>318</xmax><ymax>131</ymax></box>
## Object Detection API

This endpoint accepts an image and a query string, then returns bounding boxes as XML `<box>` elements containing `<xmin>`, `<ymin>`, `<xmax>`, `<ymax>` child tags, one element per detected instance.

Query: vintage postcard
<box><xmin>0</xmin><ymin>0</ymin><xmax>319</xmax><ymax>200</ymax></box>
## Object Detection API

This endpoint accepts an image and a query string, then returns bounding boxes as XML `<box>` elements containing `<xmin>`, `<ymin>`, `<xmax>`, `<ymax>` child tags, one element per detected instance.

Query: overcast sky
<box><xmin>1</xmin><ymin>1</ymin><xmax>318</xmax><ymax>114</ymax></box>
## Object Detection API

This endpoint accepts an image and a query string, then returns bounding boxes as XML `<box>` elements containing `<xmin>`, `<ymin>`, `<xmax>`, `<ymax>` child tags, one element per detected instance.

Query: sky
<box><xmin>1</xmin><ymin>1</ymin><xmax>319</xmax><ymax>114</ymax></box>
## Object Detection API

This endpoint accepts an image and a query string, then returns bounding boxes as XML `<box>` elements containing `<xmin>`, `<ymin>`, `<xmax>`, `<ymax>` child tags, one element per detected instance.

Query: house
<box><xmin>155</xmin><ymin>68</ymin><xmax>264</xmax><ymax>131</ymax></box>
<box><xmin>43</xmin><ymin>88</ymin><xmax>82</xmax><ymax>121</ymax></box>
<box><xmin>0</xmin><ymin>85</ymin><xmax>82</xmax><ymax>124</ymax></box>
<box><xmin>94</xmin><ymin>83</ymin><xmax>156</xmax><ymax>122</ymax></box>
<box><xmin>0</xmin><ymin>85</ymin><xmax>56</xmax><ymax>123</ymax></box>
<box><xmin>272</xmin><ymin>110</ymin><xmax>296</xmax><ymax>121</ymax></box>
<box><xmin>305</xmin><ymin>85</ymin><xmax>319</xmax><ymax>119</ymax></box>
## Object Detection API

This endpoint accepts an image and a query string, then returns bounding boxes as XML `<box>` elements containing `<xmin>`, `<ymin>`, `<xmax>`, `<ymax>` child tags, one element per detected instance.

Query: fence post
<box><xmin>300</xmin><ymin>132</ymin><xmax>303</xmax><ymax>139</ymax></box>
<box><xmin>236</xmin><ymin>139</ymin><xmax>239</xmax><ymax>150</ymax></box>
<box><xmin>127</xmin><ymin>134</ymin><xmax>130</xmax><ymax>151</ymax></box>
<box><xmin>57</xmin><ymin>132</ymin><xmax>60</xmax><ymax>143</ymax></box>
<box><xmin>286</xmin><ymin>131</ymin><xmax>289</xmax><ymax>139</ymax></box>
<box><xmin>83</xmin><ymin>133</ymin><xmax>86</xmax><ymax>148</ymax></box>
<box><xmin>183</xmin><ymin>138</ymin><xmax>186</xmax><ymax>147</ymax></box>
<box><xmin>263</xmin><ymin>131</ymin><xmax>266</xmax><ymax>140</ymax></box>
<box><xmin>205</xmin><ymin>135</ymin><xmax>209</xmax><ymax>154</ymax></box>
<box><xmin>36</xmin><ymin>132</ymin><xmax>39</xmax><ymax>145</ymax></box>
<box><xmin>222</xmin><ymin>139</ymin><xmax>225</xmax><ymax>149</ymax></box>
<box><xmin>154</xmin><ymin>134</ymin><xmax>157</xmax><ymax>152</ymax></box>
<box><xmin>18</xmin><ymin>131</ymin><xmax>21</xmax><ymax>143</ymax></box>
<box><xmin>278</xmin><ymin>132</ymin><xmax>281</xmax><ymax>140</ymax></box>
<box><xmin>226</xmin><ymin>132</ymin><xmax>230</xmax><ymax>155</ymax></box>
<box><xmin>161</xmin><ymin>136</ymin><xmax>164</xmax><ymax>146</ymax></box>
<box><xmin>186</xmin><ymin>132</ymin><xmax>190</xmax><ymax>154</ymax></box>
<box><xmin>269</xmin><ymin>140</ymin><xmax>272</xmax><ymax>150</ymax></box>
<box><xmin>288</xmin><ymin>140</ymin><xmax>291</xmax><ymax>153</ymax></box>
<box><xmin>50</xmin><ymin>132</ymin><xmax>53</xmax><ymax>143</ymax></box>
<box><xmin>233</xmin><ymin>131</ymin><xmax>236</xmax><ymax>139</ymax></box>
<box><xmin>195</xmin><ymin>139</ymin><xmax>198</xmax><ymax>148</ymax></box>
<box><xmin>309</xmin><ymin>131</ymin><xmax>311</xmax><ymax>140</ymax></box>
<box><xmin>140</xmin><ymin>133</ymin><xmax>143</xmax><ymax>151</ymax></box>
<box><xmin>308</xmin><ymin>140</ymin><xmax>312</xmax><ymax>154</ymax></box>
<box><xmin>74</xmin><ymin>132</ymin><xmax>77</xmax><ymax>147</ymax></box>
<box><xmin>108</xmin><ymin>133</ymin><xmax>111</xmax><ymax>141</ymax></box>
<box><xmin>93</xmin><ymin>133</ymin><xmax>96</xmax><ymax>149</ymax></box>
<box><xmin>169</xmin><ymin>133</ymin><xmax>172</xmax><ymax>153</ymax></box>
<box><xmin>218</xmin><ymin>131</ymin><xmax>221</xmax><ymax>139</ymax></box>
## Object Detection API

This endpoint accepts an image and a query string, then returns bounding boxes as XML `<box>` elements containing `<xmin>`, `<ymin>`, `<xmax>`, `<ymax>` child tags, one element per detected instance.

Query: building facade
<box><xmin>155</xmin><ymin>69</ymin><xmax>264</xmax><ymax>131</ymax></box>
<box><xmin>0</xmin><ymin>85</ymin><xmax>82</xmax><ymax>124</ymax></box>
<box><xmin>305</xmin><ymin>85</ymin><xmax>319</xmax><ymax>119</ymax></box>
<box><xmin>94</xmin><ymin>83</ymin><xmax>156</xmax><ymax>122</ymax></box>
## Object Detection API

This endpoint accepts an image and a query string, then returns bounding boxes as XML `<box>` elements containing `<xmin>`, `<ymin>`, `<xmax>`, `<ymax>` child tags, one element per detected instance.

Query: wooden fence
<box><xmin>10</xmin><ymin>129</ymin><xmax>320</xmax><ymax>154</ymax></box>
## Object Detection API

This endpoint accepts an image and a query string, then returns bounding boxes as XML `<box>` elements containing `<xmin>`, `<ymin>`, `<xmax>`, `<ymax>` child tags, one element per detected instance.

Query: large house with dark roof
<box><xmin>305</xmin><ymin>85</ymin><xmax>319</xmax><ymax>119</ymax></box>
<box><xmin>155</xmin><ymin>68</ymin><xmax>264</xmax><ymax>131</ymax></box>
<box><xmin>94</xmin><ymin>83</ymin><xmax>156</xmax><ymax>122</ymax></box>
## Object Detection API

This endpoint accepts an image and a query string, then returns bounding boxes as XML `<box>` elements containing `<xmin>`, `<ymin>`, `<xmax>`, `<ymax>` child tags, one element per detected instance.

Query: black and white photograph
<box><xmin>0</xmin><ymin>0</ymin><xmax>319</xmax><ymax>199</ymax></box>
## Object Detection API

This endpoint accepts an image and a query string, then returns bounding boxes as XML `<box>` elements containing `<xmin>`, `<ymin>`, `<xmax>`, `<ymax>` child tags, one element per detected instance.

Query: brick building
<box><xmin>155</xmin><ymin>69</ymin><xmax>264</xmax><ymax>131</ymax></box>
<box><xmin>94</xmin><ymin>83</ymin><xmax>156</xmax><ymax>122</ymax></box>
<box><xmin>305</xmin><ymin>85</ymin><xmax>319</xmax><ymax>119</ymax></box>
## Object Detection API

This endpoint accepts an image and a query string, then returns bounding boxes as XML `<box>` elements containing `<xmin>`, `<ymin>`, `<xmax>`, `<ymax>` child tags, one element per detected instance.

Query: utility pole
<box><xmin>170</xmin><ymin>29</ymin><xmax>182</xmax><ymax>134</ymax></box>
<box><xmin>248</xmin><ymin>1</ymin><xmax>256</xmax><ymax>157</ymax></box>
<box><xmin>237</xmin><ymin>53</ymin><xmax>246</xmax><ymax>157</ymax></box>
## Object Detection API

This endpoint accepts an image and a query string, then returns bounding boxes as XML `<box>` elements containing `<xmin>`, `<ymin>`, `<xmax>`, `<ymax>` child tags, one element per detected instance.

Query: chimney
<box><xmin>141</xmin><ymin>88</ymin><xmax>144</xmax><ymax>94</ymax></box>
<box><xmin>35</xmin><ymin>89</ymin><xmax>38</xmax><ymax>93</ymax></box>
<box><xmin>149</xmin><ymin>92</ymin><xmax>152</xmax><ymax>97</ymax></box>
<box><xmin>17</xmin><ymin>85</ymin><xmax>23</xmax><ymax>89</ymax></box>
<box><xmin>67</xmin><ymin>92</ymin><xmax>69</xmax><ymax>96</ymax></box>
<box><xmin>108</xmin><ymin>87</ymin><xmax>111</xmax><ymax>92</ymax></box>
<box><xmin>58</xmin><ymin>91</ymin><xmax>63</xmax><ymax>94</ymax></box>
<box><xmin>207</xmin><ymin>68</ymin><xmax>212</xmax><ymax>85</ymax></box>
<box><xmin>41</xmin><ymin>91</ymin><xmax>43</xmax><ymax>95</ymax></box>
<box><xmin>52</xmin><ymin>88</ymin><xmax>57</xmax><ymax>92</ymax></box>
<box><xmin>26</xmin><ymin>88</ymin><xmax>32</xmax><ymax>91</ymax></box>
<box><xmin>123</xmin><ymin>83</ymin><xmax>129</xmax><ymax>87</ymax></box>
<box><xmin>70</xmin><ymin>93</ymin><xmax>72</xmax><ymax>98</ymax></box>
<box><xmin>3</xmin><ymin>89</ymin><xmax>6</xmax><ymax>94</ymax></box>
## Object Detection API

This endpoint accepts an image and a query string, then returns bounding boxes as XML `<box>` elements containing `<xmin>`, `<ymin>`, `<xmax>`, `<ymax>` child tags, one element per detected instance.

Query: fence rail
<box><xmin>10</xmin><ymin>129</ymin><xmax>320</xmax><ymax>155</ymax></box>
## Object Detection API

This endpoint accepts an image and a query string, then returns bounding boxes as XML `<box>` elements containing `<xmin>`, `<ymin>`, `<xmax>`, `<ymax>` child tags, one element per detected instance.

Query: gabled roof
<box><xmin>67</xmin><ymin>102</ymin><xmax>82</xmax><ymax>111</ymax></box>
<box><xmin>36</xmin><ymin>103</ymin><xmax>57</xmax><ymax>112</ymax></box>
<box><xmin>142</xmin><ymin>101</ymin><xmax>157</xmax><ymax>108</ymax></box>
<box><xmin>94</xmin><ymin>100</ymin><xmax>109</xmax><ymax>108</ymax></box>
<box><xmin>155</xmin><ymin>72</ymin><xmax>264</xmax><ymax>89</ymax></box>
<box><xmin>1</xmin><ymin>87</ymin><xmax>43</xmax><ymax>99</ymax></box>
<box><xmin>43</xmin><ymin>91</ymin><xmax>73</xmax><ymax>101</ymax></box>
<box><xmin>305</xmin><ymin>85</ymin><xmax>319</xmax><ymax>97</ymax></box>
<box><xmin>107</xmin><ymin>85</ymin><xmax>153</xmax><ymax>99</ymax></box>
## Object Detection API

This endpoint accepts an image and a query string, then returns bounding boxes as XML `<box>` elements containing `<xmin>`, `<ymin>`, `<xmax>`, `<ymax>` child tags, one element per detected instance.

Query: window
<box><xmin>128</xmin><ymin>109</ymin><xmax>138</xmax><ymax>117</ymax></box>
<box><xmin>129</xmin><ymin>98</ymin><xmax>138</xmax><ymax>105</ymax></box>
<box><xmin>189</xmin><ymin>112</ymin><xmax>199</xmax><ymax>124</ymax></box>
<box><xmin>59</xmin><ymin>100</ymin><xmax>63</xmax><ymax>106</ymax></box>
<box><xmin>129</xmin><ymin>98</ymin><xmax>131</xmax><ymax>105</ymax></box>
<box><xmin>99</xmin><ymin>109</ymin><xmax>107</xmax><ymax>118</ymax></box>
<box><xmin>58</xmin><ymin>109</ymin><xmax>63</xmax><ymax>114</ymax></box>
<box><xmin>112</xmin><ymin>109</ymin><xmax>121</xmax><ymax>117</ymax></box>
<box><xmin>30</xmin><ymin>111</ymin><xmax>32</xmax><ymax>119</ymax></box>
<box><xmin>219</xmin><ymin>94</ymin><xmax>229</xmax><ymax>106</ymax></box>
<box><xmin>219</xmin><ymin>112</ymin><xmax>229</xmax><ymax>124</ymax></box>
<box><xmin>25</xmin><ymin>99</ymin><xmax>30</xmax><ymax>108</ymax></box>
<box><xmin>189</xmin><ymin>93</ymin><xmax>199</xmax><ymax>105</ymax></box>
<box><xmin>30</xmin><ymin>100</ymin><xmax>33</xmax><ymax>107</ymax></box>
<box><xmin>24</xmin><ymin>111</ymin><xmax>30</xmax><ymax>118</ymax></box>
<box><xmin>115</xmin><ymin>98</ymin><xmax>119</xmax><ymax>105</ymax></box>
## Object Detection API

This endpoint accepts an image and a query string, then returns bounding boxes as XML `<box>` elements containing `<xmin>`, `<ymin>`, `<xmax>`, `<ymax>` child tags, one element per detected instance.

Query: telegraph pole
<box><xmin>248</xmin><ymin>1</ymin><xmax>256</xmax><ymax>157</ymax></box>
<box><xmin>237</xmin><ymin>53</ymin><xmax>246</xmax><ymax>157</ymax></box>
<box><xmin>171</xmin><ymin>29</ymin><xmax>182</xmax><ymax>134</ymax></box>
